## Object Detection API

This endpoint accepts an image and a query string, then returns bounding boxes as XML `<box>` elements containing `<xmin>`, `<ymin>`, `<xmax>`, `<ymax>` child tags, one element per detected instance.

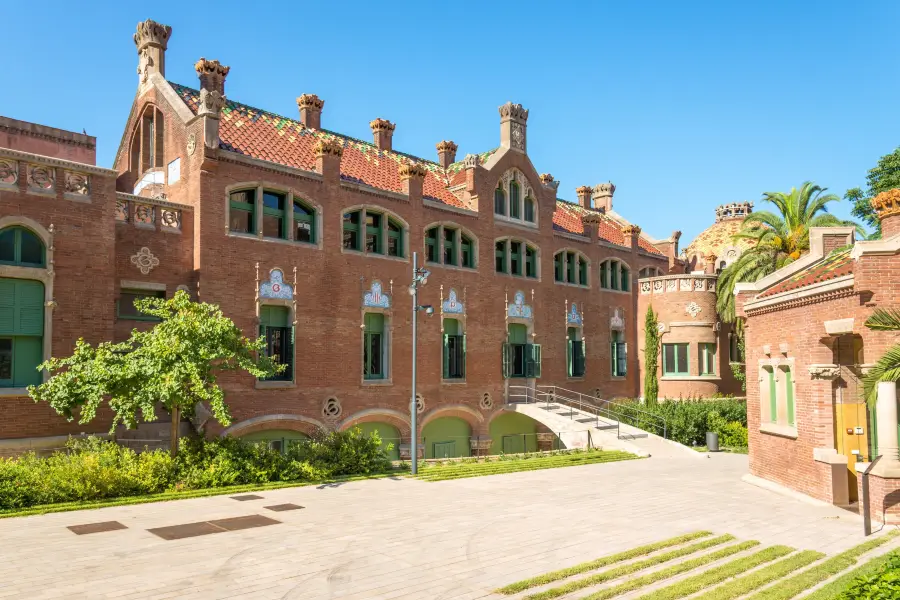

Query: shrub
<box><xmin>604</xmin><ymin>398</ymin><xmax>747</xmax><ymax>446</ymax></box>
<box><xmin>838</xmin><ymin>551</ymin><xmax>900</xmax><ymax>599</ymax></box>
<box><xmin>288</xmin><ymin>428</ymin><xmax>392</xmax><ymax>476</ymax></box>
<box><xmin>720</xmin><ymin>421</ymin><xmax>749</xmax><ymax>448</ymax></box>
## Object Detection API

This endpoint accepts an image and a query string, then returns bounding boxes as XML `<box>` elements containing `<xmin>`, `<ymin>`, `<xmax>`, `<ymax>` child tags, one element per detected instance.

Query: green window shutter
<box><xmin>785</xmin><ymin>368</ymin><xmax>795</xmax><ymax>425</ymax></box>
<box><xmin>12</xmin><ymin>336</ymin><xmax>42</xmax><ymax>387</ymax></box>
<box><xmin>442</xmin><ymin>333</ymin><xmax>450</xmax><ymax>379</ymax></box>
<box><xmin>0</xmin><ymin>279</ymin><xmax>44</xmax><ymax>336</ymax></box>
<box><xmin>260</xmin><ymin>306</ymin><xmax>289</xmax><ymax>328</ymax></box>
<box><xmin>768</xmin><ymin>369</ymin><xmax>777</xmax><ymax>423</ymax></box>
<box><xmin>501</xmin><ymin>342</ymin><xmax>510</xmax><ymax>379</ymax></box>
<box><xmin>554</xmin><ymin>253</ymin><xmax>563</xmax><ymax>281</ymax></box>
<box><xmin>508</xmin><ymin>324</ymin><xmax>527</xmax><ymax>345</ymax></box>
<box><xmin>0</xmin><ymin>279</ymin><xmax>15</xmax><ymax>335</ymax></box>
<box><xmin>365</xmin><ymin>312</ymin><xmax>385</xmax><ymax>333</ymax></box>
<box><xmin>533</xmin><ymin>344</ymin><xmax>542</xmax><ymax>378</ymax></box>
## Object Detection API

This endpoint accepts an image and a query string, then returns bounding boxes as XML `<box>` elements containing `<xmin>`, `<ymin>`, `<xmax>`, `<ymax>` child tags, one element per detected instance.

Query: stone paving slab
<box><xmin>0</xmin><ymin>454</ymin><xmax>876</xmax><ymax>599</ymax></box>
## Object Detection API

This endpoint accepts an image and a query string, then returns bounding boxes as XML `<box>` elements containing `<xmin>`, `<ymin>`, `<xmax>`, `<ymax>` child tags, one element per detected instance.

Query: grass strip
<box><xmin>579</xmin><ymin>541</ymin><xmax>761</xmax><ymax>600</ymax></box>
<box><xmin>802</xmin><ymin>549</ymin><xmax>898</xmax><ymax>600</ymax></box>
<box><xmin>744</xmin><ymin>530</ymin><xmax>898</xmax><ymax>600</ymax></box>
<box><xmin>0</xmin><ymin>471</ymin><xmax>402</xmax><ymax>519</ymax></box>
<box><xmin>522</xmin><ymin>535</ymin><xmax>738</xmax><ymax>600</ymax></box>
<box><xmin>636</xmin><ymin>545</ymin><xmax>795</xmax><ymax>600</ymax></box>
<box><xmin>690</xmin><ymin>550</ymin><xmax>825</xmax><ymax>600</ymax></box>
<box><xmin>419</xmin><ymin>450</ymin><xmax>634</xmax><ymax>472</ymax></box>
<box><xmin>496</xmin><ymin>531</ymin><xmax>713</xmax><ymax>594</ymax></box>
<box><xmin>419</xmin><ymin>453</ymin><xmax>638</xmax><ymax>482</ymax></box>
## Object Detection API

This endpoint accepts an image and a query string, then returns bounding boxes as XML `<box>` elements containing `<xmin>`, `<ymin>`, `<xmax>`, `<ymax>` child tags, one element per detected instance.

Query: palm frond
<box><xmin>863</xmin><ymin>344</ymin><xmax>900</xmax><ymax>407</ymax></box>
<box><xmin>864</xmin><ymin>308</ymin><xmax>900</xmax><ymax>331</ymax></box>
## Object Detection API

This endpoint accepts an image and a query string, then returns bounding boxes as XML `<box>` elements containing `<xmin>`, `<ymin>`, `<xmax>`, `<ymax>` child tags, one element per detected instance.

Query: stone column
<box><xmin>877</xmin><ymin>382</ymin><xmax>899</xmax><ymax>462</ymax></box>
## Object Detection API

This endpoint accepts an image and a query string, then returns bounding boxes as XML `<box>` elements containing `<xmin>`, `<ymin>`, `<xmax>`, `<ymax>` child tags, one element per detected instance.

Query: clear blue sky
<box><xmin>2</xmin><ymin>1</ymin><xmax>896</xmax><ymax>245</ymax></box>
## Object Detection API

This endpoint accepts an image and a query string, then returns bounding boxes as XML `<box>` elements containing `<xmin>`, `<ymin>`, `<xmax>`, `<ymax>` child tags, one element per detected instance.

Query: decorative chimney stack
<box><xmin>370</xmin><ymin>119</ymin><xmax>395</xmax><ymax>151</ymax></box>
<box><xmin>297</xmin><ymin>94</ymin><xmax>324</xmax><ymax>129</ymax></box>
<box><xmin>581</xmin><ymin>213</ymin><xmax>603</xmax><ymax>243</ymax></box>
<box><xmin>715</xmin><ymin>202</ymin><xmax>753</xmax><ymax>223</ymax></box>
<box><xmin>436</xmin><ymin>140</ymin><xmax>458</xmax><ymax>169</ymax></box>
<box><xmin>195</xmin><ymin>58</ymin><xmax>229</xmax><ymax>151</ymax></box>
<box><xmin>622</xmin><ymin>224</ymin><xmax>641</xmax><ymax>251</ymax></box>
<box><xmin>499</xmin><ymin>102</ymin><xmax>528</xmax><ymax>153</ymax></box>
<box><xmin>399</xmin><ymin>162</ymin><xmax>427</xmax><ymax>201</ymax></box>
<box><xmin>592</xmin><ymin>183</ymin><xmax>616</xmax><ymax>213</ymax></box>
<box><xmin>314</xmin><ymin>138</ymin><xmax>343</xmax><ymax>182</ymax></box>
<box><xmin>134</xmin><ymin>19</ymin><xmax>172</xmax><ymax>85</ymax></box>
<box><xmin>576</xmin><ymin>185</ymin><xmax>592</xmax><ymax>209</ymax></box>
<box><xmin>872</xmin><ymin>189</ymin><xmax>900</xmax><ymax>239</ymax></box>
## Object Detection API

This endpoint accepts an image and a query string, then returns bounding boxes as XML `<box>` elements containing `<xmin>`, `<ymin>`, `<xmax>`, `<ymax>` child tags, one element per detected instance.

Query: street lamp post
<box><xmin>408</xmin><ymin>251</ymin><xmax>432</xmax><ymax>475</ymax></box>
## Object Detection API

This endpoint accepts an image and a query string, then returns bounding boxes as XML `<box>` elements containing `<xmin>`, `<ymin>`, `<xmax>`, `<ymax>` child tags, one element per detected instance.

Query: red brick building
<box><xmin>736</xmin><ymin>203</ymin><xmax>900</xmax><ymax>522</ymax></box>
<box><xmin>1</xmin><ymin>18</ymin><xmax>747</xmax><ymax>457</ymax></box>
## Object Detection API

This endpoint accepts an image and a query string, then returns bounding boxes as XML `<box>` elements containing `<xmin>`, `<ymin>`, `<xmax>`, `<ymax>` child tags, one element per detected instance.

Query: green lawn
<box><xmin>414</xmin><ymin>449</ymin><xmax>640</xmax><ymax>482</ymax></box>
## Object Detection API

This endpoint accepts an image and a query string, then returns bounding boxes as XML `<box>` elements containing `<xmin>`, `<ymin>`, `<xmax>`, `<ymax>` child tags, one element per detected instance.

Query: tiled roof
<box><xmin>758</xmin><ymin>246</ymin><xmax>854</xmax><ymax>298</ymax></box>
<box><xmin>169</xmin><ymin>83</ymin><xmax>467</xmax><ymax>208</ymax></box>
<box><xmin>553</xmin><ymin>201</ymin><xmax>663</xmax><ymax>255</ymax></box>
<box><xmin>684</xmin><ymin>218</ymin><xmax>756</xmax><ymax>258</ymax></box>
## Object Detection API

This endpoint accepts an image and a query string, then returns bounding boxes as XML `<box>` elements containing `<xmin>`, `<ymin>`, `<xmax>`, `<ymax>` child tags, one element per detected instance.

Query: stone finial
<box><xmin>399</xmin><ymin>161</ymin><xmax>427</xmax><ymax>180</ymax></box>
<box><xmin>134</xmin><ymin>19</ymin><xmax>172</xmax><ymax>83</ymax></box>
<box><xmin>297</xmin><ymin>94</ymin><xmax>324</xmax><ymax>129</ymax></box>
<box><xmin>195</xmin><ymin>58</ymin><xmax>230</xmax><ymax>95</ymax></box>
<box><xmin>370</xmin><ymin>118</ymin><xmax>395</xmax><ymax>151</ymax></box>
<box><xmin>623</xmin><ymin>224</ymin><xmax>642</xmax><ymax>236</ymax></box>
<box><xmin>540</xmin><ymin>173</ymin><xmax>554</xmax><ymax>185</ymax></box>
<box><xmin>715</xmin><ymin>201</ymin><xmax>754</xmax><ymax>223</ymax></box>
<box><xmin>313</xmin><ymin>138</ymin><xmax>344</xmax><ymax>158</ymax></box>
<box><xmin>463</xmin><ymin>154</ymin><xmax>480</xmax><ymax>169</ymax></box>
<box><xmin>581</xmin><ymin>212</ymin><xmax>603</xmax><ymax>242</ymax></box>
<box><xmin>872</xmin><ymin>189</ymin><xmax>900</xmax><ymax>238</ymax></box>
<box><xmin>499</xmin><ymin>102</ymin><xmax>528</xmax><ymax>153</ymax></box>
<box><xmin>576</xmin><ymin>185</ymin><xmax>592</xmax><ymax>208</ymax></box>
<box><xmin>436</xmin><ymin>140</ymin><xmax>458</xmax><ymax>169</ymax></box>
<box><xmin>198</xmin><ymin>89</ymin><xmax>226</xmax><ymax>118</ymax></box>
<box><xmin>592</xmin><ymin>182</ymin><xmax>616</xmax><ymax>213</ymax></box>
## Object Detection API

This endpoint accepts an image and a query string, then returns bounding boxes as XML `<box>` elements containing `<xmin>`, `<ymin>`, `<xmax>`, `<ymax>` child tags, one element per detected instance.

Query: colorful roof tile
<box><xmin>684</xmin><ymin>218</ymin><xmax>755</xmax><ymax>259</ymax></box>
<box><xmin>553</xmin><ymin>201</ymin><xmax>663</xmax><ymax>255</ymax></box>
<box><xmin>758</xmin><ymin>246</ymin><xmax>854</xmax><ymax>298</ymax></box>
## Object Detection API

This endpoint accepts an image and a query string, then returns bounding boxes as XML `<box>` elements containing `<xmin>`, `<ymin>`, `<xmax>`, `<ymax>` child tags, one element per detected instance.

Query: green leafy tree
<box><xmin>716</xmin><ymin>182</ymin><xmax>861</xmax><ymax>325</ymax></box>
<box><xmin>644</xmin><ymin>305</ymin><xmax>660</xmax><ymax>404</ymax></box>
<box><xmin>845</xmin><ymin>146</ymin><xmax>900</xmax><ymax>239</ymax></box>
<box><xmin>861</xmin><ymin>308</ymin><xmax>900</xmax><ymax>407</ymax></box>
<box><xmin>28</xmin><ymin>291</ymin><xmax>283</xmax><ymax>456</ymax></box>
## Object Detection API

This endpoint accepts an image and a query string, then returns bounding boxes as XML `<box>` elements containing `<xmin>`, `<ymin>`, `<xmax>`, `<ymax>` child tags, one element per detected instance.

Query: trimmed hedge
<box><xmin>604</xmin><ymin>398</ymin><xmax>747</xmax><ymax>446</ymax></box>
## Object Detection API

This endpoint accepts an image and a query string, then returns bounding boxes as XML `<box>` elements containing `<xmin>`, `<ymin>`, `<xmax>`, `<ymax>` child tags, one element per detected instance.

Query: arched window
<box><xmin>553</xmin><ymin>250</ymin><xmax>589</xmax><ymax>287</ymax></box>
<box><xmin>494</xmin><ymin>185</ymin><xmax>506</xmax><ymax>215</ymax></box>
<box><xmin>343</xmin><ymin>207</ymin><xmax>406</xmax><ymax>258</ymax></box>
<box><xmin>0</xmin><ymin>225</ymin><xmax>48</xmax><ymax>389</ymax></box>
<box><xmin>638</xmin><ymin>267</ymin><xmax>662</xmax><ymax>278</ymax></box>
<box><xmin>495</xmin><ymin>237</ymin><xmax>539</xmax><ymax>279</ymax></box>
<box><xmin>228</xmin><ymin>185</ymin><xmax>320</xmax><ymax>246</ymax></box>
<box><xmin>599</xmin><ymin>259</ymin><xmax>630</xmax><ymax>292</ymax></box>
<box><xmin>0</xmin><ymin>227</ymin><xmax>45</xmax><ymax>267</ymax></box>
<box><xmin>424</xmin><ymin>223</ymin><xmax>477</xmax><ymax>269</ymax></box>
<box><xmin>509</xmin><ymin>181</ymin><xmax>521</xmax><ymax>219</ymax></box>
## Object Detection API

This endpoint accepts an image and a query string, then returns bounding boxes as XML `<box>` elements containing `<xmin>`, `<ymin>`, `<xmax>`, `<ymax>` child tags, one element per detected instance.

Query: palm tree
<box><xmin>716</xmin><ymin>182</ymin><xmax>861</xmax><ymax>326</ymax></box>
<box><xmin>862</xmin><ymin>308</ymin><xmax>900</xmax><ymax>407</ymax></box>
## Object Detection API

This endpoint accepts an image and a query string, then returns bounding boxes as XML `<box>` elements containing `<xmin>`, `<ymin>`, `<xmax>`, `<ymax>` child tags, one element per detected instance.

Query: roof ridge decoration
<box><xmin>194</xmin><ymin>57</ymin><xmax>230</xmax><ymax>78</ymax></box>
<box><xmin>623</xmin><ymin>224</ymin><xmax>642</xmax><ymax>235</ymax></box>
<box><xmin>499</xmin><ymin>102</ymin><xmax>529</xmax><ymax>122</ymax></box>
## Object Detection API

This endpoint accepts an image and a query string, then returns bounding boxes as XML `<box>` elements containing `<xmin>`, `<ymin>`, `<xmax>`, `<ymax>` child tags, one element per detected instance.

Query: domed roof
<box><xmin>684</xmin><ymin>203</ymin><xmax>755</xmax><ymax>266</ymax></box>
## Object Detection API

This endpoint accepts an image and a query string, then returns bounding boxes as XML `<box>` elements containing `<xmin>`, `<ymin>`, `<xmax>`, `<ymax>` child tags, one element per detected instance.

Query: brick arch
<box><xmin>420</xmin><ymin>404</ymin><xmax>484</xmax><ymax>431</ymax></box>
<box><xmin>221</xmin><ymin>414</ymin><xmax>327</xmax><ymax>438</ymax></box>
<box><xmin>338</xmin><ymin>408</ymin><xmax>411</xmax><ymax>437</ymax></box>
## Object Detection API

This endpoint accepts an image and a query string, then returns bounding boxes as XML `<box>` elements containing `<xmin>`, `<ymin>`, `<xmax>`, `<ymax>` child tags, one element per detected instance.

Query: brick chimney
<box><xmin>593</xmin><ymin>182</ymin><xmax>615</xmax><ymax>213</ymax></box>
<box><xmin>622</xmin><ymin>224</ymin><xmax>641</xmax><ymax>251</ymax></box>
<box><xmin>581</xmin><ymin>213</ymin><xmax>602</xmax><ymax>243</ymax></box>
<box><xmin>297</xmin><ymin>94</ymin><xmax>324</xmax><ymax>129</ymax></box>
<box><xmin>436</xmin><ymin>140</ymin><xmax>458</xmax><ymax>169</ymax></box>
<box><xmin>872</xmin><ymin>189</ymin><xmax>900</xmax><ymax>239</ymax></box>
<box><xmin>370</xmin><ymin>119</ymin><xmax>395</xmax><ymax>151</ymax></box>
<box><xmin>399</xmin><ymin>162</ymin><xmax>427</xmax><ymax>201</ymax></box>
<box><xmin>134</xmin><ymin>19</ymin><xmax>172</xmax><ymax>85</ymax></box>
<box><xmin>195</xmin><ymin>58</ymin><xmax>229</xmax><ymax>151</ymax></box>
<box><xmin>576</xmin><ymin>185</ymin><xmax>592</xmax><ymax>209</ymax></box>
<box><xmin>314</xmin><ymin>138</ymin><xmax>343</xmax><ymax>182</ymax></box>
<box><xmin>195</xmin><ymin>58</ymin><xmax>229</xmax><ymax>95</ymax></box>
<box><xmin>499</xmin><ymin>102</ymin><xmax>528</xmax><ymax>153</ymax></box>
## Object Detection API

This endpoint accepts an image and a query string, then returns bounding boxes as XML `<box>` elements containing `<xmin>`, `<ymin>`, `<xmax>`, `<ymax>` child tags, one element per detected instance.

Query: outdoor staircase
<box><xmin>508</xmin><ymin>385</ymin><xmax>700</xmax><ymax>460</ymax></box>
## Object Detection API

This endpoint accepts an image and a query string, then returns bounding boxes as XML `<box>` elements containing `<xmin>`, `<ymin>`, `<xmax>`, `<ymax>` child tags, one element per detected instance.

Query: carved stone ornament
<box><xmin>314</xmin><ymin>138</ymin><xmax>344</xmax><ymax>158</ymax></box>
<box><xmin>0</xmin><ymin>159</ymin><xmax>18</xmax><ymax>185</ymax></box>
<box><xmin>115</xmin><ymin>199</ymin><xmax>128</xmax><ymax>222</ymax></box>
<box><xmin>479</xmin><ymin>393</ymin><xmax>493</xmax><ymax>410</ymax></box>
<box><xmin>398</xmin><ymin>162</ymin><xmax>427</xmax><ymax>179</ymax></box>
<box><xmin>539</xmin><ymin>173</ymin><xmax>554</xmax><ymax>185</ymax></box>
<box><xmin>322</xmin><ymin>397</ymin><xmax>342</xmax><ymax>419</ymax></box>
<box><xmin>657</xmin><ymin>322</ymin><xmax>666</xmax><ymax>333</ymax></box>
<box><xmin>808</xmin><ymin>364</ymin><xmax>840</xmax><ymax>380</ymax></box>
<box><xmin>463</xmin><ymin>154</ymin><xmax>479</xmax><ymax>169</ymax></box>
<box><xmin>498</xmin><ymin>102</ymin><xmax>529</xmax><ymax>122</ymax></box>
<box><xmin>685</xmin><ymin>302</ymin><xmax>702</xmax><ymax>318</ymax></box>
<box><xmin>510</xmin><ymin>122</ymin><xmax>525</xmax><ymax>151</ymax></box>
<box><xmin>160</xmin><ymin>209</ymin><xmax>180</xmax><ymax>230</ymax></box>
<box><xmin>369</xmin><ymin>118</ymin><xmax>395</xmax><ymax>133</ymax></box>
<box><xmin>198</xmin><ymin>89</ymin><xmax>226</xmax><ymax>117</ymax></box>
<box><xmin>415</xmin><ymin>394</ymin><xmax>425</xmax><ymax>414</ymax></box>
<box><xmin>610</xmin><ymin>308</ymin><xmax>625</xmax><ymax>331</ymax></box>
<box><xmin>436</xmin><ymin>140</ymin><xmax>458</xmax><ymax>153</ymax></box>
<box><xmin>666</xmin><ymin>279</ymin><xmax>677</xmax><ymax>292</ymax></box>
<box><xmin>130</xmin><ymin>247</ymin><xmax>160</xmax><ymax>275</ymax></box>
<box><xmin>64</xmin><ymin>171</ymin><xmax>89</xmax><ymax>195</ymax></box>
<box><xmin>871</xmin><ymin>188</ymin><xmax>900</xmax><ymax>219</ymax></box>
<box><xmin>134</xmin><ymin>204</ymin><xmax>155</xmax><ymax>226</ymax></box>
<box><xmin>187</xmin><ymin>134</ymin><xmax>196</xmax><ymax>156</ymax></box>
<box><xmin>622</xmin><ymin>224</ymin><xmax>642</xmax><ymax>236</ymax></box>
<box><xmin>640</xmin><ymin>281</ymin><xmax>651</xmax><ymax>294</ymax></box>
<box><xmin>680</xmin><ymin>278</ymin><xmax>692</xmax><ymax>291</ymax></box>
<box><xmin>297</xmin><ymin>94</ymin><xmax>325</xmax><ymax>110</ymax></box>
<box><xmin>27</xmin><ymin>164</ymin><xmax>54</xmax><ymax>191</ymax></box>
<box><xmin>653</xmin><ymin>280</ymin><xmax>664</xmax><ymax>292</ymax></box>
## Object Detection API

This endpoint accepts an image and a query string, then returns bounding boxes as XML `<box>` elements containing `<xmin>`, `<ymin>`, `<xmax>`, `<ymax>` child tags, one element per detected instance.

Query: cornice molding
<box><xmin>0</xmin><ymin>147</ymin><xmax>116</xmax><ymax>176</ymax></box>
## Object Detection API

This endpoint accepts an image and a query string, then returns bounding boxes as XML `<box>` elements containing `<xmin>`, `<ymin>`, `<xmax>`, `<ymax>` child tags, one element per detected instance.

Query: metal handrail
<box><xmin>592</xmin><ymin>395</ymin><xmax>668</xmax><ymax>439</ymax></box>
<box><xmin>509</xmin><ymin>385</ymin><xmax>620</xmax><ymax>440</ymax></box>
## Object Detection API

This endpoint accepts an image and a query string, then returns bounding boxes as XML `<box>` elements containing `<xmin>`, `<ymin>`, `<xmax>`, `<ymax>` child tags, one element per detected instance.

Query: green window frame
<box><xmin>443</xmin><ymin>227</ymin><xmax>457</xmax><ymax>266</ymax></box>
<box><xmin>442</xmin><ymin>318</ymin><xmax>466</xmax><ymax>380</ymax></box>
<box><xmin>262</xmin><ymin>191</ymin><xmax>287</xmax><ymax>239</ymax></box>
<box><xmin>117</xmin><ymin>289</ymin><xmax>164</xmax><ymax>321</ymax></box>
<box><xmin>767</xmin><ymin>368</ymin><xmax>777</xmax><ymax>423</ymax></box>
<box><xmin>611</xmin><ymin>330</ymin><xmax>627</xmax><ymax>377</ymax></box>
<box><xmin>566</xmin><ymin>251</ymin><xmax>576</xmax><ymax>284</ymax></box>
<box><xmin>510</xmin><ymin>241</ymin><xmax>523</xmax><ymax>276</ymax></box>
<box><xmin>365</xmin><ymin>212</ymin><xmax>382</xmax><ymax>254</ymax></box>
<box><xmin>610</xmin><ymin>261</ymin><xmax>620</xmax><ymax>290</ymax></box>
<box><xmin>0</xmin><ymin>227</ymin><xmax>45</xmax><ymax>267</ymax></box>
<box><xmin>600</xmin><ymin>261</ymin><xmax>609</xmax><ymax>289</ymax></box>
<box><xmin>494</xmin><ymin>186</ymin><xmax>505</xmax><ymax>215</ymax></box>
<box><xmin>699</xmin><ymin>343</ymin><xmax>716</xmax><ymax>375</ymax></box>
<box><xmin>554</xmin><ymin>252</ymin><xmax>564</xmax><ymax>282</ymax></box>
<box><xmin>343</xmin><ymin>210</ymin><xmax>362</xmax><ymax>251</ymax></box>
<box><xmin>461</xmin><ymin>234</ymin><xmax>475</xmax><ymax>268</ymax></box>
<box><xmin>578</xmin><ymin>257</ymin><xmax>588</xmax><ymax>286</ymax></box>
<box><xmin>620</xmin><ymin>265</ymin><xmax>630</xmax><ymax>292</ymax></box>
<box><xmin>509</xmin><ymin>182</ymin><xmax>521</xmax><ymax>219</ymax></box>
<box><xmin>525</xmin><ymin>246</ymin><xmax>537</xmax><ymax>278</ymax></box>
<box><xmin>387</xmin><ymin>218</ymin><xmax>403</xmax><ymax>257</ymax></box>
<box><xmin>524</xmin><ymin>196</ymin><xmax>535</xmax><ymax>222</ymax></box>
<box><xmin>495</xmin><ymin>240</ymin><xmax>508</xmax><ymax>273</ymax></box>
<box><xmin>425</xmin><ymin>227</ymin><xmax>438</xmax><ymax>263</ymax></box>
<box><xmin>662</xmin><ymin>343</ymin><xmax>689</xmax><ymax>376</ymax></box>
<box><xmin>344</xmin><ymin>209</ymin><xmax>405</xmax><ymax>257</ymax></box>
<box><xmin>784</xmin><ymin>367</ymin><xmax>795</xmax><ymax>426</ymax></box>
<box><xmin>259</xmin><ymin>306</ymin><xmax>293</xmax><ymax>382</ymax></box>
<box><xmin>364</xmin><ymin>312</ymin><xmax>386</xmax><ymax>380</ymax></box>
<box><xmin>0</xmin><ymin>278</ymin><xmax>45</xmax><ymax>388</ymax></box>
<box><xmin>567</xmin><ymin>327</ymin><xmax>585</xmax><ymax>378</ymax></box>
<box><xmin>293</xmin><ymin>198</ymin><xmax>316</xmax><ymax>244</ymax></box>
<box><xmin>229</xmin><ymin>189</ymin><xmax>256</xmax><ymax>234</ymax></box>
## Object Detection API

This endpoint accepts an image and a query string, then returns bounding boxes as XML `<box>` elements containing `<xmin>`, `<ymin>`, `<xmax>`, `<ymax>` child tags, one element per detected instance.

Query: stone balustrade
<box><xmin>639</xmin><ymin>273</ymin><xmax>717</xmax><ymax>295</ymax></box>
<box><xmin>115</xmin><ymin>192</ymin><xmax>190</xmax><ymax>233</ymax></box>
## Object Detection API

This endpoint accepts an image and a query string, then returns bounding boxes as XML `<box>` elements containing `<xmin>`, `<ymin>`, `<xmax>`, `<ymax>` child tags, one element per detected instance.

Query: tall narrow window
<box><xmin>504</xmin><ymin>324</ymin><xmax>529</xmax><ymax>378</ymax></box>
<box><xmin>293</xmin><ymin>198</ymin><xmax>316</xmax><ymax>244</ymax></box>
<box><xmin>600</xmin><ymin>261</ymin><xmax>608</xmax><ymax>289</ymax></box>
<box><xmin>229</xmin><ymin>190</ymin><xmax>256</xmax><ymax>234</ymax></box>
<box><xmin>524</xmin><ymin>196</ymin><xmax>535</xmax><ymax>222</ymax></box>
<box><xmin>554</xmin><ymin>253</ymin><xmax>564</xmax><ymax>282</ymax></box>
<box><xmin>262</xmin><ymin>191</ymin><xmax>287</xmax><ymax>239</ymax></box>
<box><xmin>699</xmin><ymin>343</ymin><xmax>716</xmax><ymax>375</ymax></box>
<box><xmin>566</xmin><ymin>252</ymin><xmax>576</xmax><ymax>284</ymax></box>
<box><xmin>663</xmin><ymin>343</ymin><xmax>689</xmax><ymax>376</ymax></box>
<box><xmin>364</xmin><ymin>313</ymin><xmax>386</xmax><ymax>380</ymax></box>
<box><xmin>509</xmin><ymin>182</ymin><xmax>521</xmax><ymax>219</ymax></box>
<box><xmin>366</xmin><ymin>212</ymin><xmax>382</xmax><ymax>254</ymax></box>
<box><xmin>494</xmin><ymin>185</ymin><xmax>506</xmax><ymax>215</ymax></box>
<box><xmin>495</xmin><ymin>240</ymin><xmax>507</xmax><ymax>273</ymax></box>
<box><xmin>118</xmin><ymin>289</ymin><xmax>164</xmax><ymax>321</ymax></box>
<box><xmin>620</xmin><ymin>265</ymin><xmax>630</xmax><ymax>292</ymax></box>
<box><xmin>260</xmin><ymin>306</ymin><xmax>293</xmax><ymax>382</ymax></box>
<box><xmin>510</xmin><ymin>241</ymin><xmax>522</xmax><ymax>276</ymax></box>
<box><xmin>567</xmin><ymin>328</ymin><xmax>585</xmax><ymax>378</ymax></box>
<box><xmin>784</xmin><ymin>367</ymin><xmax>795</xmax><ymax>426</ymax></box>
<box><xmin>525</xmin><ymin>246</ymin><xmax>537</xmax><ymax>279</ymax></box>
<box><xmin>578</xmin><ymin>257</ymin><xmax>588</xmax><ymax>286</ymax></box>
<box><xmin>425</xmin><ymin>227</ymin><xmax>438</xmax><ymax>263</ymax></box>
<box><xmin>443</xmin><ymin>228</ymin><xmax>457</xmax><ymax>266</ymax></box>
<box><xmin>443</xmin><ymin>318</ymin><xmax>465</xmax><ymax>380</ymax></box>
<box><xmin>611</xmin><ymin>331</ymin><xmax>627</xmax><ymax>377</ymax></box>
<box><xmin>0</xmin><ymin>278</ymin><xmax>44</xmax><ymax>388</ymax></box>
<box><xmin>610</xmin><ymin>262</ymin><xmax>620</xmax><ymax>290</ymax></box>
<box><xmin>767</xmin><ymin>368</ymin><xmax>777</xmax><ymax>423</ymax></box>
<box><xmin>343</xmin><ymin>211</ymin><xmax>361</xmax><ymax>250</ymax></box>
<box><xmin>461</xmin><ymin>234</ymin><xmax>474</xmax><ymax>268</ymax></box>
<box><xmin>387</xmin><ymin>218</ymin><xmax>402</xmax><ymax>257</ymax></box>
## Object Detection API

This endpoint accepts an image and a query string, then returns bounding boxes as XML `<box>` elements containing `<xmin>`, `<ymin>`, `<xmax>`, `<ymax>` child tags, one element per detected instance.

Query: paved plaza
<box><xmin>0</xmin><ymin>452</ymin><xmax>885</xmax><ymax>599</ymax></box>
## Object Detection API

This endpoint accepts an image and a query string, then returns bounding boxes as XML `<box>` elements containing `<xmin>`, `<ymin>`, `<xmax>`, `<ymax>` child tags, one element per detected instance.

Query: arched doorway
<box><xmin>422</xmin><ymin>417</ymin><xmax>471</xmax><ymax>459</ymax></box>
<box><xmin>489</xmin><ymin>412</ymin><xmax>539</xmax><ymax>454</ymax></box>
<box><xmin>240</xmin><ymin>429</ymin><xmax>309</xmax><ymax>453</ymax></box>
<box><xmin>355</xmin><ymin>421</ymin><xmax>401</xmax><ymax>461</ymax></box>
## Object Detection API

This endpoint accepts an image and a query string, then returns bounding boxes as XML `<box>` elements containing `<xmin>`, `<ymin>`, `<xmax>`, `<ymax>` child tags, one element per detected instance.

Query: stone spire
<box><xmin>592</xmin><ymin>183</ymin><xmax>615</xmax><ymax>213</ymax></box>
<box><xmin>499</xmin><ymin>102</ymin><xmax>528</xmax><ymax>153</ymax></box>
<box><xmin>134</xmin><ymin>19</ymin><xmax>172</xmax><ymax>84</ymax></box>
